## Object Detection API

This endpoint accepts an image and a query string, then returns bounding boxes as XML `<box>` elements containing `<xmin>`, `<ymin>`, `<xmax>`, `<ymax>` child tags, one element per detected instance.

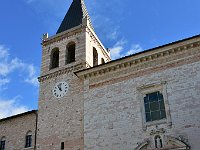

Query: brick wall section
<box><xmin>40</xmin><ymin>29</ymin><xmax>86</xmax><ymax>76</ymax></box>
<box><xmin>38</xmin><ymin>30</ymin><xmax>86</xmax><ymax>149</ymax></box>
<box><xmin>38</xmin><ymin>28</ymin><xmax>94</xmax><ymax>150</ymax></box>
<box><xmin>83</xmin><ymin>39</ymin><xmax>200</xmax><ymax>150</ymax></box>
<box><xmin>37</xmin><ymin>20</ymin><xmax>111</xmax><ymax>150</ymax></box>
<box><xmin>85</xmin><ymin>25</ymin><xmax>111</xmax><ymax>67</ymax></box>
<box><xmin>0</xmin><ymin>111</ymin><xmax>37</xmax><ymax>150</ymax></box>
<box><xmin>37</xmin><ymin>72</ymin><xmax>84</xmax><ymax>150</ymax></box>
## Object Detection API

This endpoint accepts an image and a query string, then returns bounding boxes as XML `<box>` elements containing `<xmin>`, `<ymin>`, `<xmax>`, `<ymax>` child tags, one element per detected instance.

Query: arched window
<box><xmin>50</xmin><ymin>48</ymin><xmax>59</xmax><ymax>69</ymax></box>
<box><xmin>93</xmin><ymin>47</ymin><xmax>98</xmax><ymax>66</ymax></box>
<box><xmin>101</xmin><ymin>58</ymin><xmax>105</xmax><ymax>64</ymax></box>
<box><xmin>0</xmin><ymin>137</ymin><xmax>6</xmax><ymax>150</ymax></box>
<box><xmin>155</xmin><ymin>135</ymin><xmax>163</xmax><ymax>148</ymax></box>
<box><xmin>66</xmin><ymin>42</ymin><xmax>75</xmax><ymax>64</ymax></box>
<box><xmin>25</xmin><ymin>131</ymin><xmax>32</xmax><ymax>148</ymax></box>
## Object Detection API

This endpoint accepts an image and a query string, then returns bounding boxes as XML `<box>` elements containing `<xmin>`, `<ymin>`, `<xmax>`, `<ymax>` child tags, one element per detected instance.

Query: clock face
<box><xmin>52</xmin><ymin>81</ymin><xmax>69</xmax><ymax>98</ymax></box>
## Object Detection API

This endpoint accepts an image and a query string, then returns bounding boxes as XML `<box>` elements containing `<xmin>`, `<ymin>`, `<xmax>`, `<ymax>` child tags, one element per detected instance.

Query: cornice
<box><xmin>42</xmin><ymin>25</ymin><xmax>83</xmax><ymax>47</ymax></box>
<box><xmin>38</xmin><ymin>63</ymin><xmax>85</xmax><ymax>82</ymax></box>
<box><xmin>42</xmin><ymin>25</ymin><xmax>111</xmax><ymax>62</ymax></box>
<box><xmin>76</xmin><ymin>40</ymin><xmax>200</xmax><ymax>80</ymax></box>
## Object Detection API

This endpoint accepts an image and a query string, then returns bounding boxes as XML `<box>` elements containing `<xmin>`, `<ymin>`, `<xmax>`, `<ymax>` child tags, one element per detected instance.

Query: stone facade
<box><xmin>36</xmin><ymin>17</ymin><xmax>110</xmax><ymax>150</ymax></box>
<box><xmin>0</xmin><ymin>110</ymin><xmax>37</xmax><ymax>150</ymax></box>
<box><xmin>76</xmin><ymin>36</ymin><xmax>200</xmax><ymax>150</ymax></box>
<box><xmin>0</xmin><ymin>0</ymin><xmax>200</xmax><ymax>150</ymax></box>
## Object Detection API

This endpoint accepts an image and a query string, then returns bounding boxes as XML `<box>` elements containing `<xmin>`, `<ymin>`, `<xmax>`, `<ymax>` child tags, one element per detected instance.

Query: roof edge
<box><xmin>75</xmin><ymin>34</ymin><xmax>200</xmax><ymax>77</ymax></box>
<box><xmin>0</xmin><ymin>110</ymin><xmax>38</xmax><ymax>122</ymax></box>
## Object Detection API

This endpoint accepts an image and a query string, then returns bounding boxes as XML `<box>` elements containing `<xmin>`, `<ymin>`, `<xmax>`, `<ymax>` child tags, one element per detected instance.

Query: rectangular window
<box><xmin>144</xmin><ymin>91</ymin><xmax>166</xmax><ymax>122</ymax></box>
<box><xmin>93</xmin><ymin>48</ymin><xmax>98</xmax><ymax>66</ymax></box>
<box><xmin>101</xmin><ymin>58</ymin><xmax>105</xmax><ymax>64</ymax></box>
<box><xmin>0</xmin><ymin>141</ymin><xmax>5</xmax><ymax>150</ymax></box>
<box><xmin>66</xmin><ymin>43</ymin><xmax>75</xmax><ymax>64</ymax></box>
<box><xmin>61</xmin><ymin>142</ymin><xmax>64</xmax><ymax>150</ymax></box>
<box><xmin>25</xmin><ymin>135</ymin><xmax>32</xmax><ymax>148</ymax></box>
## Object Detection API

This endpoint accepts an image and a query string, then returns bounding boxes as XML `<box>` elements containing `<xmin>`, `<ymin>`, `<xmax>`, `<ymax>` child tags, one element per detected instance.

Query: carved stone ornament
<box><xmin>134</xmin><ymin>135</ymin><xmax>190</xmax><ymax>150</ymax></box>
<box><xmin>135</xmin><ymin>140</ymin><xmax>149</xmax><ymax>150</ymax></box>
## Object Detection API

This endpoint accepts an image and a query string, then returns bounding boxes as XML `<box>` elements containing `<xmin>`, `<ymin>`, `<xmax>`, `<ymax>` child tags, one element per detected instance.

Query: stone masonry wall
<box><xmin>40</xmin><ymin>29</ymin><xmax>86</xmax><ymax>76</ymax></box>
<box><xmin>37</xmin><ymin>27</ymin><xmax>88</xmax><ymax>150</ymax></box>
<box><xmin>83</xmin><ymin>39</ymin><xmax>200</xmax><ymax>150</ymax></box>
<box><xmin>85</xmin><ymin>27</ymin><xmax>110</xmax><ymax>67</ymax></box>
<box><xmin>37</xmin><ymin>71</ymin><xmax>84</xmax><ymax>150</ymax></box>
<box><xmin>0</xmin><ymin>112</ymin><xmax>37</xmax><ymax>150</ymax></box>
<box><xmin>37</xmin><ymin>22</ymin><xmax>111</xmax><ymax>150</ymax></box>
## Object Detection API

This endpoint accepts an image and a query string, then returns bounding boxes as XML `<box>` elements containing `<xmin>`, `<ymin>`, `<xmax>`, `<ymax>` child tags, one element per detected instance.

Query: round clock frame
<box><xmin>52</xmin><ymin>81</ymin><xmax>69</xmax><ymax>98</ymax></box>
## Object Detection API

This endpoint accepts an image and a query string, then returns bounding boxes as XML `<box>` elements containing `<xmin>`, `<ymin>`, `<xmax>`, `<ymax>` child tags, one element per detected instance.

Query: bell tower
<box><xmin>40</xmin><ymin>0</ymin><xmax>111</xmax><ymax>77</ymax></box>
<box><xmin>37</xmin><ymin>0</ymin><xmax>111</xmax><ymax>150</ymax></box>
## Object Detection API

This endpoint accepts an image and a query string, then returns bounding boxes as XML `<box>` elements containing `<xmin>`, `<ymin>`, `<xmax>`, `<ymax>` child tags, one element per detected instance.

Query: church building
<box><xmin>0</xmin><ymin>0</ymin><xmax>200</xmax><ymax>149</ymax></box>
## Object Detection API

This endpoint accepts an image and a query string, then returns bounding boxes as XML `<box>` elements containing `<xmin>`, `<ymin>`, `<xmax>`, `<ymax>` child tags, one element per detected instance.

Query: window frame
<box><xmin>101</xmin><ymin>58</ymin><xmax>105</xmax><ymax>64</ymax></box>
<box><xmin>25</xmin><ymin>131</ymin><xmax>32</xmax><ymax>148</ymax></box>
<box><xmin>61</xmin><ymin>142</ymin><xmax>64</xmax><ymax>150</ymax></box>
<box><xmin>0</xmin><ymin>137</ymin><xmax>6</xmax><ymax>150</ymax></box>
<box><xmin>137</xmin><ymin>82</ymin><xmax>172</xmax><ymax>130</ymax></box>
<box><xmin>50</xmin><ymin>47</ymin><xmax>60</xmax><ymax>70</ymax></box>
<box><xmin>144</xmin><ymin>91</ymin><xmax>166</xmax><ymax>122</ymax></box>
<box><xmin>93</xmin><ymin>47</ymin><xmax>98</xmax><ymax>66</ymax></box>
<box><xmin>66</xmin><ymin>42</ymin><xmax>76</xmax><ymax>64</ymax></box>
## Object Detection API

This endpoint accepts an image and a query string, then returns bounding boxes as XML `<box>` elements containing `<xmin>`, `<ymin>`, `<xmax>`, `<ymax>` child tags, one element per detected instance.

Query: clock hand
<box><xmin>57</xmin><ymin>84</ymin><xmax>62</xmax><ymax>91</ymax></box>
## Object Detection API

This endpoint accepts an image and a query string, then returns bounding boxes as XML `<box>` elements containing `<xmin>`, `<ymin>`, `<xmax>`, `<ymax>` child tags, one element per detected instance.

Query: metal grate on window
<box><xmin>144</xmin><ymin>91</ymin><xmax>166</xmax><ymax>122</ymax></box>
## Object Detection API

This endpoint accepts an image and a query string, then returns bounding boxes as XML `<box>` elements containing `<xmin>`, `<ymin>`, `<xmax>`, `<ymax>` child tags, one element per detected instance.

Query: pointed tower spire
<box><xmin>56</xmin><ymin>0</ymin><xmax>93</xmax><ymax>34</ymax></box>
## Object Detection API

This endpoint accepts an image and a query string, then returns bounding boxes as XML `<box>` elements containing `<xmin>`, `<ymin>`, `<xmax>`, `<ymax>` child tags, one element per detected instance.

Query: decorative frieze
<box><xmin>42</xmin><ymin>26</ymin><xmax>83</xmax><ymax>47</ymax></box>
<box><xmin>38</xmin><ymin>63</ymin><xmax>85</xmax><ymax>82</ymax></box>
<box><xmin>76</xmin><ymin>41</ymin><xmax>200</xmax><ymax>80</ymax></box>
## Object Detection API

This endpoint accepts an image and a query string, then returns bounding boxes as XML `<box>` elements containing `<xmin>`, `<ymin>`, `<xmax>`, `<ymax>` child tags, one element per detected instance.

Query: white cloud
<box><xmin>125</xmin><ymin>44</ymin><xmax>143</xmax><ymax>56</ymax></box>
<box><xmin>110</xmin><ymin>39</ymin><xmax>127</xmax><ymax>60</ymax></box>
<box><xmin>0</xmin><ymin>45</ymin><xmax>36</xmax><ymax>119</ymax></box>
<box><xmin>24</xmin><ymin>64</ymin><xmax>39</xmax><ymax>86</ymax></box>
<box><xmin>0</xmin><ymin>78</ymin><xmax>10</xmax><ymax>87</ymax></box>
<box><xmin>110</xmin><ymin>46</ymin><xmax>123</xmax><ymax>60</ymax></box>
<box><xmin>25</xmin><ymin>65</ymin><xmax>38</xmax><ymax>86</ymax></box>
<box><xmin>0</xmin><ymin>78</ymin><xmax>10</xmax><ymax>93</ymax></box>
<box><xmin>0</xmin><ymin>45</ymin><xmax>39</xmax><ymax>86</ymax></box>
<box><xmin>0</xmin><ymin>97</ymin><xmax>29</xmax><ymax>119</ymax></box>
<box><xmin>0</xmin><ymin>45</ymin><xmax>9</xmax><ymax>59</ymax></box>
<box><xmin>110</xmin><ymin>40</ymin><xmax>143</xmax><ymax>60</ymax></box>
<box><xmin>107</xmin><ymin>26</ymin><xmax>120</xmax><ymax>40</ymax></box>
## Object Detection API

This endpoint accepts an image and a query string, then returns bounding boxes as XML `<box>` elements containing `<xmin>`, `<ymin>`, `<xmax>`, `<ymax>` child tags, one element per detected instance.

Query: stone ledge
<box><xmin>76</xmin><ymin>40</ymin><xmax>200</xmax><ymax>80</ymax></box>
<box><xmin>38</xmin><ymin>63</ymin><xmax>86</xmax><ymax>82</ymax></box>
<box><xmin>42</xmin><ymin>25</ymin><xmax>83</xmax><ymax>47</ymax></box>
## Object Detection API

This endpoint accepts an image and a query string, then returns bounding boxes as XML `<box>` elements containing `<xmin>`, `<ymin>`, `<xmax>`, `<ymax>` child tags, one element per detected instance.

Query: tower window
<box><xmin>25</xmin><ymin>131</ymin><xmax>32</xmax><ymax>148</ymax></box>
<box><xmin>61</xmin><ymin>142</ymin><xmax>64</xmax><ymax>150</ymax></box>
<box><xmin>101</xmin><ymin>58</ymin><xmax>105</xmax><ymax>64</ymax></box>
<box><xmin>66</xmin><ymin>42</ymin><xmax>75</xmax><ymax>64</ymax></box>
<box><xmin>0</xmin><ymin>137</ymin><xmax>6</xmax><ymax>150</ymax></box>
<box><xmin>93</xmin><ymin>47</ymin><xmax>98</xmax><ymax>66</ymax></box>
<box><xmin>51</xmin><ymin>48</ymin><xmax>59</xmax><ymax>69</ymax></box>
<box><xmin>144</xmin><ymin>91</ymin><xmax>166</xmax><ymax>122</ymax></box>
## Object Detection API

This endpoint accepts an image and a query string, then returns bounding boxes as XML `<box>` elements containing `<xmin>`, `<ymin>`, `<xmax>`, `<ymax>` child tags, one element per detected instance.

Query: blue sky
<box><xmin>0</xmin><ymin>0</ymin><xmax>200</xmax><ymax>118</ymax></box>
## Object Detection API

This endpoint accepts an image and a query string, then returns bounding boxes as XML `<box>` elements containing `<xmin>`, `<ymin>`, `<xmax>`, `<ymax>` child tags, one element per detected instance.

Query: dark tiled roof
<box><xmin>56</xmin><ymin>0</ymin><xmax>93</xmax><ymax>34</ymax></box>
